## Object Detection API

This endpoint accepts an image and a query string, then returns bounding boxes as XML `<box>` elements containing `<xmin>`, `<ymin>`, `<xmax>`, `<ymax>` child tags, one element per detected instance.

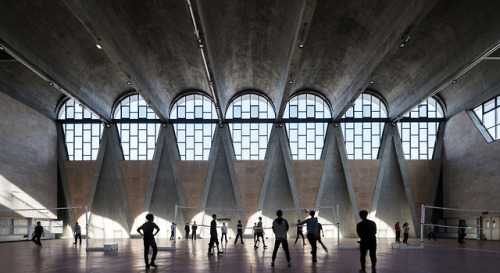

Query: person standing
<box><xmin>294</xmin><ymin>220</ymin><xmax>306</xmax><ymax>245</ymax></box>
<box><xmin>317</xmin><ymin>222</ymin><xmax>328</xmax><ymax>252</ymax></box>
<box><xmin>137</xmin><ymin>214</ymin><xmax>160</xmax><ymax>269</ymax></box>
<box><xmin>254</xmin><ymin>217</ymin><xmax>267</xmax><ymax>248</ymax></box>
<box><xmin>234</xmin><ymin>220</ymin><xmax>244</xmax><ymax>244</ymax></box>
<box><xmin>208</xmin><ymin>214</ymin><xmax>223</xmax><ymax>255</ymax></box>
<box><xmin>356</xmin><ymin>210</ymin><xmax>377</xmax><ymax>273</ymax></box>
<box><xmin>170</xmin><ymin>223</ymin><xmax>176</xmax><ymax>240</ymax></box>
<box><xmin>191</xmin><ymin>221</ymin><xmax>197</xmax><ymax>240</ymax></box>
<box><xmin>458</xmin><ymin>220</ymin><xmax>467</xmax><ymax>244</ymax></box>
<box><xmin>73</xmin><ymin>222</ymin><xmax>82</xmax><ymax>245</ymax></box>
<box><xmin>221</xmin><ymin>222</ymin><xmax>228</xmax><ymax>243</ymax></box>
<box><xmin>395</xmin><ymin>222</ymin><xmax>401</xmax><ymax>243</ymax></box>
<box><xmin>185</xmin><ymin>223</ymin><xmax>190</xmax><ymax>240</ymax></box>
<box><xmin>271</xmin><ymin>210</ymin><xmax>291</xmax><ymax>267</ymax></box>
<box><xmin>253</xmin><ymin>222</ymin><xmax>258</xmax><ymax>243</ymax></box>
<box><xmin>403</xmin><ymin>223</ymin><xmax>410</xmax><ymax>244</ymax></box>
<box><xmin>427</xmin><ymin>223</ymin><xmax>436</xmax><ymax>242</ymax></box>
<box><xmin>300</xmin><ymin>210</ymin><xmax>319</xmax><ymax>262</ymax></box>
<box><xmin>31</xmin><ymin>221</ymin><xmax>45</xmax><ymax>248</ymax></box>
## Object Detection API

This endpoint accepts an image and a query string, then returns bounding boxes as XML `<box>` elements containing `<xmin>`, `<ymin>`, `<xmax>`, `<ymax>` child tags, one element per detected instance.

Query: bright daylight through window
<box><xmin>226</xmin><ymin>93</ymin><xmax>275</xmax><ymax>160</ymax></box>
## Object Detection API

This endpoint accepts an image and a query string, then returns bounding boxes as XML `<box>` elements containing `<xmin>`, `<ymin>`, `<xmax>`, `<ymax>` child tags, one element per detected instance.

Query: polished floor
<box><xmin>0</xmin><ymin>237</ymin><xmax>499</xmax><ymax>272</ymax></box>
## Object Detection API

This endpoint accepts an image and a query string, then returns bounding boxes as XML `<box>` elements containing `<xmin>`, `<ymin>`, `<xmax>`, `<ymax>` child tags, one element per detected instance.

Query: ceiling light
<box><xmin>369</xmin><ymin>79</ymin><xmax>374</xmax><ymax>84</ymax></box>
<box><xmin>451</xmin><ymin>79</ymin><xmax>457</xmax><ymax>84</ymax></box>
<box><xmin>399</xmin><ymin>42</ymin><xmax>406</xmax><ymax>48</ymax></box>
<box><xmin>48</xmin><ymin>81</ymin><xmax>54</xmax><ymax>86</ymax></box>
<box><xmin>127</xmin><ymin>80</ymin><xmax>132</xmax><ymax>85</ymax></box>
<box><xmin>298</xmin><ymin>43</ymin><xmax>304</xmax><ymax>48</ymax></box>
<box><xmin>289</xmin><ymin>81</ymin><xmax>293</xmax><ymax>84</ymax></box>
<box><xmin>399</xmin><ymin>35</ymin><xmax>410</xmax><ymax>48</ymax></box>
<box><xmin>96</xmin><ymin>40</ymin><xmax>102</xmax><ymax>49</ymax></box>
<box><xmin>0</xmin><ymin>44</ymin><xmax>4</xmax><ymax>50</ymax></box>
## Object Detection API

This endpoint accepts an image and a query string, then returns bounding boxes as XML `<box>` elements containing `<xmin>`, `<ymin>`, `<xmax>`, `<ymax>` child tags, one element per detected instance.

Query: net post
<box><xmin>85</xmin><ymin>205</ymin><xmax>89</xmax><ymax>252</ymax></box>
<box><xmin>336</xmin><ymin>204</ymin><xmax>340</xmax><ymax>247</ymax></box>
<box><xmin>173</xmin><ymin>205</ymin><xmax>178</xmax><ymax>249</ymax></box>
<box><xmin>420</xmin><ymin>204</ymin><xmax>425</xmax><ymax>247</ymax></box>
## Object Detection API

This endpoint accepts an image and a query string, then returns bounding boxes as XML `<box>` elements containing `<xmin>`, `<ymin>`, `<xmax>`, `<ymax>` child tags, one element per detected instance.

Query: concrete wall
<box><xmin>57</xmin><ymin>122</ymin><xmax>444</xmax><ymax>239</ymax></box>
<box><xmin>0</xmin><ymin>91</ymin><xmax>57</xmax><ymax>214</ymax></box>
<box><xmin>443</xmin><ymin>111</ymin><xmax>500</xmax><ymax>210</ymax></box>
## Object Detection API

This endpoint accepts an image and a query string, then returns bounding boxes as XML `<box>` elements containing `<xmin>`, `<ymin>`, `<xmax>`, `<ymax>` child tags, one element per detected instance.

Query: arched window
<box><xmin>58</xmin><ymin>99</ymin><xmax>103</xmax><ymax>160</ymax></box>
<box><xmin>473</xmin><ymin>95</ymin><xmax>500</xmax><ymax>141</ymax></box>
<box><xmin>341</xmin><ymin>93</ymin><xmax>388</xmax><ymax>159</ymax></box>
<box><xmin>170</xmin><ymin>93</ymin><xmax>218</xmax><ymax>160</ymax></box>
<box><xmin>398</xmin><ymin>97</ymin><xmax>444</xmax><ymax>159</ymax></box>
<box><xmin>226</xmin><ymin>93</ymin><xmax>275</xmax><ymax>160</ymax></box>
<box><xmin>283</xmin><ymin>93</ymin><xmax>331</xmax><ymax>160</ymax></box>
<box><xmin>113</xmin><ymin>93</ymin><xmax>160</xmax><ymax>160</ymax></box>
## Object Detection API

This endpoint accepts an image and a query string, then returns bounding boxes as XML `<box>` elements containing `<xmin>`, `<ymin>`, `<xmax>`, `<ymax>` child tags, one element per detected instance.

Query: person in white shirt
<box><xmin>221</xmin><ymin>222</ymin><xmax>228</xmax><ymax>243</ymax></box>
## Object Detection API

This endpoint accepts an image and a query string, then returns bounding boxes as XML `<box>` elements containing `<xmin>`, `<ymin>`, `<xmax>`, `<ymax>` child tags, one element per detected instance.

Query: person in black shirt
<box><xmin>317</xmin><ymin>222</ymin><xmax>328</xmax><ymax>252</ymax></box>
<box><xmin>32</xmin><ymin>221</ymin><xmax>44</xmax><ymax>247</ymax></box>
<box><xmin>356</xmin><ymin>210</ymin><xmax>377</xmax><ymax>273</ymax></box>
<box><xmin>185</xmin><ymin>223</ymin><xmax>190</xmax><ymax>239</ymax></box>
<box><xmin>208</xmin><ymin>214</ymin><xmax>223</xmax><ymax>255</ymax></box>
<box><xmin>137</xmin><ymin>214</ymin><xmax>160</xmax><ymax>268</ymax></box>
<box><xmin>294</xmin><ymin>220</ymin><xmax>305</xmax><ymax>245</ymax></box>
<box><xmin>234</xmin><ymin>219</ymin><xmax>244</xmax><ymax>244</ymax></box>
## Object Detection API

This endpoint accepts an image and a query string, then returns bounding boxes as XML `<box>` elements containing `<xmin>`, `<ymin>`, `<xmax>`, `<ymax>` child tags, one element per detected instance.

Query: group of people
<box><xmin>134</xmin><ymin>211</ymin><xmax>376</xmax><ymax>271</ymax></box>
<box><xmin>394</xmin><ymin>221</ymin><xmax>411</xmax><ymax>244</ymax></box>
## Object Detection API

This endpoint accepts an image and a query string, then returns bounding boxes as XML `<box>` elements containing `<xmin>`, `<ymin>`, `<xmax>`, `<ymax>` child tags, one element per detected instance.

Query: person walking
<box><xmin>395</xmin><ymin>222</ymin><xmax>401</xmax><ymax>243</ymax></box>
<box><xmin>271</xmin><ymin>210</ymin><xmax>291</xmax><ymax>267</ymax></box>
<box><xmin>137</xmin><ymin>214</ymin><xmax>160</xmax><ymax>269</ymax></box>
<box><xmin>208</xmin><ymin>214</ymin><xmax>223</xmax><ymax>255</ymax></box>
<box><xmin>234</xmin><ymin>220</ymin><xmax>244</xmax><ymax>244</ymax></box>
<box><xmin>31</xmin><ymin>221</ymin><xmax>45</xmax><ymax>248</ymax></box>
<box><xmin>403</xmin><ymin>223</ymin><xmax>410</xmax><ymax>244</ymax></box>
<box><xmin>73</xmin><ymin>222</ymin><xmax>82</xmax><ymax>245</ymax></box>
<box><xmin>356</xmin><ymin>210</ymin><xmax>377</xmax><ymax>273</ymax></box>
<box><xmin>191</xmin><ymin>221</ymin><xmax>197</xmax><ymax>240</ymax></box>
<box><xmin>221</xmin><ymin>222</ymin><xmax>228</xmax><ymax>243</ymax></box>
<box><xmin>294</xmin><ymin>220</ymin><xmax>306</xmax><ymax>245</ymax></box>
<box><xmin>254</xmin><ymin>217</ymin><xmax>267</xmax><ymax>248</ymax></box>
<box><xmin>170</xmin><ymin>223</ymin><xmax>176</xmax><ymax>240</ymax></box>
<box><xmin>300</xmin><ymin>210</ymin><xmax>319</xmax><ymax>262</ymax></box>
<box><xmin>317</xmin><ymin>222</ymin><xmax>328</xmax><ymax>252</ymax></box>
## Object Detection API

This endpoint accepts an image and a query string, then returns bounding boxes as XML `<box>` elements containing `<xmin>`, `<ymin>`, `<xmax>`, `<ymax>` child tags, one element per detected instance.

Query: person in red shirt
<box><xmin>395</xmin><ymin>222</ymin><xmax>401</xmax><ymax>243</ymax></box>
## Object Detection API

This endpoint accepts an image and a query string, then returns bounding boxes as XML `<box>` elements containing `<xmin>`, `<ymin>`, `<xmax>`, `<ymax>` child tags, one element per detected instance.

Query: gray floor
<box><xmin>0</xmin><ymin>237</ymin><xmax>498</xmax><ymax>272</ymax></box>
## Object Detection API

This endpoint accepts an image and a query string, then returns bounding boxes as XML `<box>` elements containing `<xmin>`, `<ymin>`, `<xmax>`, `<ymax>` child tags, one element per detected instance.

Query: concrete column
<box><xmin>86</xmin><ymin>124</ymin><xmax>132</xmax><ymax>238</ymax></box>
<box><xmin>371</xmin><ymin>124</ymin><xmax>418</xmax><ymax>238</ymax></box>
<box><xmin>56</xmin><ymin>124</ymin><xmax>76</xmax><ymax>237</ymax></box>
<box><xmin>143</xmin><ymin>125</ymin><xmax>188</xmax><ymax>228</ymax></box>
<box><xmin>200</xmin><ymin>125</ymin><xmax>245</xmax><ymax>235</ymax></box>
<box><xmin>258</xmin><ymin>125</ymin><xmax>301</xmax><ymax>229</ymax></box>
<box><xmin>315</xmin><ymin>124</ymin><xmax>359</xmax><ymax>237</ymax></box>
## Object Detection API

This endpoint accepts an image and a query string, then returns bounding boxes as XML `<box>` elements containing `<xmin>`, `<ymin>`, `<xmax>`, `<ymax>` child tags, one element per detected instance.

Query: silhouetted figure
<box><xmin>32</xmin><ymin>221</ymin><xmax>44</xmax><ymax>247</ymax></box>
<box><xmin>235</xmin><ymin>220</ymin><xmax>244</xmax><ymax>244</ymax></box>
<box><xmin>137</xmin><ymin>214</ymin><xmax>160</xmax><ymax>269</ymax></box>
<box><xmin>403</xmin><ymin>223</ymin><xmax>410</xmax><ymax>244</ymax></box>
<box><xmin>254</xmin><ymin>217</ymin><xmax>267</xmax><ymax>248</ymax></box>
<box><xmin>356</xmin><ymin>210</ymin><xmax>377</xmax><ymax>273</ymax></box>
<box><xmin>192</xmin><ymin>221</ymin><xmax>197</xmax><ymax>240</ymax></box>
<box><xmin>73</xmin><ymin>222</ymin><xmax>82</xmax><ymax>245</ymax></box>
<box><xmin>208</xmin><ymin>214</ymin><xmax>223</xmax><ymax>255</ymax></box>
<box><xmin>271</xmin><ymin>210</ymin><xmax>291</xmax><ymax>267</ymax></box>
<box><xmin>185</xmin><ymin>223</ymin><xmax>190</xmax><ymax>239</ymax></box>
<box><xmin>300</xmin><ymin>210</ymin><xmax>319</xmax><ymax>262</ymax></box>
<box><xmin>317</xmin><ymin>222</ymin><xmax>328</xmax><ymax>252</ymax></box>
<box><xmin>170</xmin><ymin>223</ymin><xmax>176</xmax><ymax>240</ymax></box>
<box><xmin>294</xmin><ymin>220</ymin><xmax>305</xmax><ymax>245</ymax></box>
<box><xmin>427</xmin><ymin>223</ymin><xmax>436</xmax><ymax>242</ymax></box>
<box><xmin>458</xmin><ymin>220</ymin><xmax>467</xmax><ymax>244</ymax></box>
<box><xmin>221</xmin><ymin>222</ymin><xmax>228</xmax><ymax>243</ymax></box>
<box><xmin>395</xmin><ymin>222</ymin><xmax>401</xmax><ymax>243</ymax></box>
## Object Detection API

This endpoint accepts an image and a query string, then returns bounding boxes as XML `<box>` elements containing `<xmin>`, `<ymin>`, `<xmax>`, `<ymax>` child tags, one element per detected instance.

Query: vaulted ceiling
<box><xmin>1</xmin><ymin>0</ymin><xmax>500</xmax><ymax>123</ymax></box>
